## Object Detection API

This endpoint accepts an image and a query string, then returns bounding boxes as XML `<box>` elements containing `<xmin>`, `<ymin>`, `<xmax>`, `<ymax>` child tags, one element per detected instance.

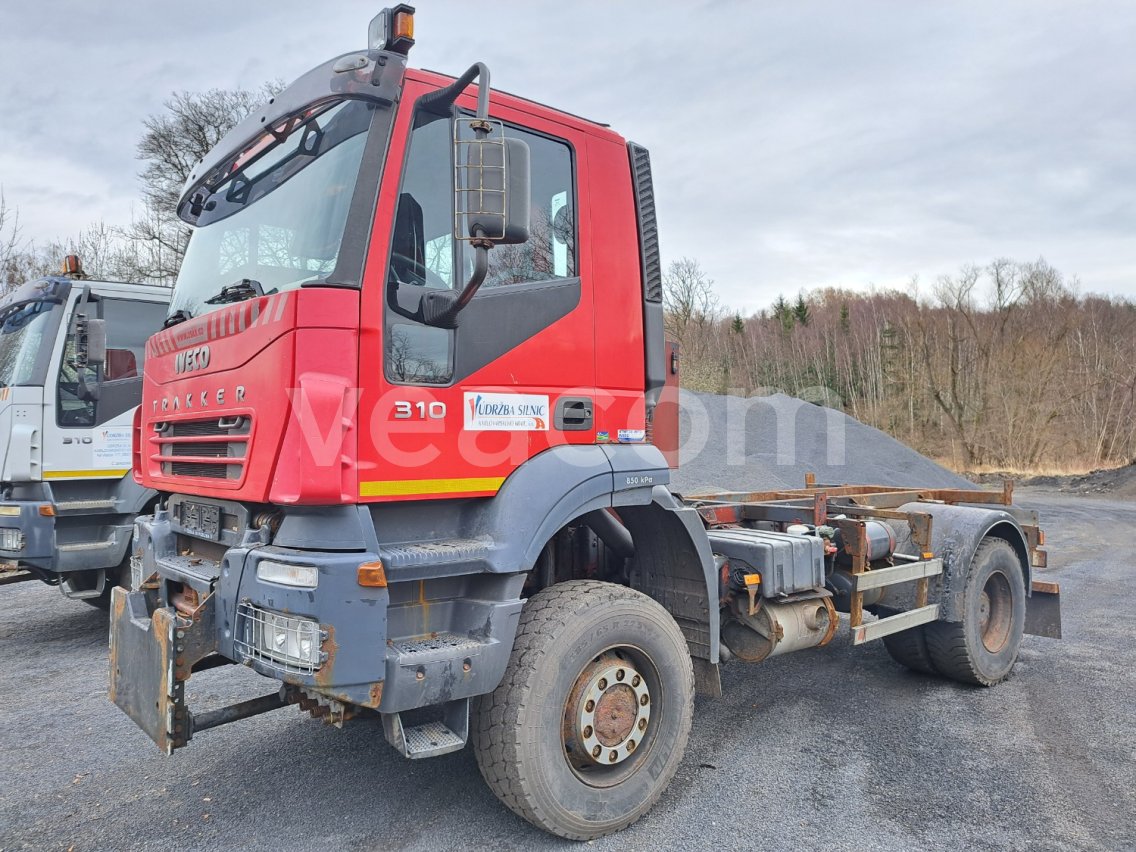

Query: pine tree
<box><xmin>731</xmin><ymin>312</ymin><xmax>744</xmax><ymax>334</ymax></box>
<box><xmin>793</xmin><ymin>293</ymin><xmax>811</xmax><ymax>327</ymax></box>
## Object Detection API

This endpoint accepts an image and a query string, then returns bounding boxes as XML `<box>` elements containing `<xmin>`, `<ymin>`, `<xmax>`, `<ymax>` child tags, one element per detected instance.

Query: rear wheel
<box><xmin>882</xmin><ymin>623</ymin><xmax>938</xmax><ymax>675</ymax></box>
<box><xmin>472</xmin><ymin>580</ymin><xmax>694</xmax><ymax>840</ymax></box>
<box><xmin>925</xmin><ymin>538</ymin><xmax>1026</xmax><ymax>686</ymax></box>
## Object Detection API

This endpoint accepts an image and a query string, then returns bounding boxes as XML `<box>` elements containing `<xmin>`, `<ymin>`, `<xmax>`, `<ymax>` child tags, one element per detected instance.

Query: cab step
<box><xmin>382</xmin><ymin>698</ymin><xmax>469</xmax><ymax>759</ymax></box>
<box><xmin>380</xmin><ymin>538</ymin><xmax>494</xmax><ymax>578</ymax></box>
<box><xmin>851</xmin><ymin>604</ymin><xmax>939</xmax><ymax>645</ymax></box>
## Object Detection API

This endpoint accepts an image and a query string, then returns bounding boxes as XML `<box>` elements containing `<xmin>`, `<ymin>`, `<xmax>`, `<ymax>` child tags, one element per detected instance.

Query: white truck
<box><xmin>0</xmin><ymin>269</ymin><xmax>170</xmax><ymax>606</ymax></box>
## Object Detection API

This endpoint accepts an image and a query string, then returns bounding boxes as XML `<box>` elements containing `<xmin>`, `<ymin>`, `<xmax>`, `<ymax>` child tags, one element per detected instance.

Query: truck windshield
<box><xmin>169</xmin><ymin>99</ymin><xmax>374</xmax><ymax>320</ymax></box>
<box><xmin>0</xmin><ymin>299</ymin><xmax>61</xmax><ymax>388</ymax></box>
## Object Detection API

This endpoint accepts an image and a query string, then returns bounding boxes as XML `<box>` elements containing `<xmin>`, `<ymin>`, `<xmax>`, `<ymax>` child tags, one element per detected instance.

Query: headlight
<box><xmin>0</xmin><ymin>528</ymin><xmax>24</xmax><ymax>551</ymax></box>
<box><xmin>256</xmin><ymin>560</ymin><xmax>318</xmax><ymax>588</ymax></box>
<box><xmin>0</xmin><ymin>506</ymin><xmax>21</xmax><ymax>516</ymax></box>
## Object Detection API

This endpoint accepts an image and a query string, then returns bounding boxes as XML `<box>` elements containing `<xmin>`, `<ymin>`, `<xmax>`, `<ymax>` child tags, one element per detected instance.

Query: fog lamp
<box><xmin>257</xmin><ymin>560</ymin><xmax>318</xmax><ymax>588</ymax></box>
<box><xmin>0</xmin><ymin>528</ymin><xmax>24</xmax><ymax>551</ymax></box>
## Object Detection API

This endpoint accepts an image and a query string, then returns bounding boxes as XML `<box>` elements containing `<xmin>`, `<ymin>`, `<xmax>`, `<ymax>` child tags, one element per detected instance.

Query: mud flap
<box><xmin>1025</xmin><ymin>579</ymin><xmax>1061</xmax><ymax>639</ymax></box>
<box><xmin>109</xmin><ymin>586</ymin><xmax>216</xmax><ymax>754</ymax></box>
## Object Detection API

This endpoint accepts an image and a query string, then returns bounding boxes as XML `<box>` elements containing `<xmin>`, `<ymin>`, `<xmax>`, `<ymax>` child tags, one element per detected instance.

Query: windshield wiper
<box><xmin>205</xmin><ymin>278</ymin><xmax>264</xmax><ymax>305</ymax></box>
<box><xmin>163</xmin><ymin>309</ymin><xmax>193</xmax><ymax>329</ymax></box>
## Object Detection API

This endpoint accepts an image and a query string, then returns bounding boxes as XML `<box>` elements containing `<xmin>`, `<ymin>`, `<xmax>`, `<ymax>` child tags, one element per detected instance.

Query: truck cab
<box><xmin>0</xmin><ymin>274</ymin><xmax>170</xmax><ymax>603</ymax></box>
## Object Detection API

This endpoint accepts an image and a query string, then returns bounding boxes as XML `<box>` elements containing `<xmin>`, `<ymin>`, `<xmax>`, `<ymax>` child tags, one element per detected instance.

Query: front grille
<box><xmin>170</xmin><ymin>441</ymin><xmax>228</xmax><ymax>458</ymax></box>
<box><xmin>151</xmin><ymin>416</ymin><xmax>251</xmax><ymax>481</ymax></box>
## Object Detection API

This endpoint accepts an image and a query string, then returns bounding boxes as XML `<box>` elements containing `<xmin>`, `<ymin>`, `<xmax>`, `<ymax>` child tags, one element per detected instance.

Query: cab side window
<box><xmin>385</xmin><ymin>110</ymin><xmax>456</xmax><ymax>385</ymax></box>
<box><xmin>477</xmin><ymin>126</ymin><xmax>576</xmax><ymax>288</ymax></box>
<box><xmin>384</xmin><ymin>105</ymin><xmax>579</xmax><ymax>386</ymax></box>
<box><xmin>56</xmin><ymin>297</ymin><xmax>168</xmax><ymax>427</ymax></box>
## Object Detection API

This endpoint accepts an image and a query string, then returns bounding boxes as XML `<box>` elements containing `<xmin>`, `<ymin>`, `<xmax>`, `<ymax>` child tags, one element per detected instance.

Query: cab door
<box><xmin>357</xmin><ymin>80</ymin><xmax>595</xmax><ymax>501</ymax></box>
<box><xmin>43</xmin><ymin>294</ymin><xmax>168</xmax><ymax>481</ymax></box>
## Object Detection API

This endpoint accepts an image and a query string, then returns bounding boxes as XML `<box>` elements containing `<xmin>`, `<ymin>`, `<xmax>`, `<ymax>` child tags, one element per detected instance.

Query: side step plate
<box><xmin>852</xmin><ymin>604</ymin><xmax>939</xmax><ymax>645</ymax></box>
<box><xmin>382</xmin><ymin>698</ymin><xmax>468</xmax><ymax>759</ymax></box>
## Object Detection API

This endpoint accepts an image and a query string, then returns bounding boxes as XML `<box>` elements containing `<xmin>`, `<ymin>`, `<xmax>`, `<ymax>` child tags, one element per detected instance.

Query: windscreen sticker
<box><xmin>464</xmin><ymin>392</ymin><xmax>549</xmax><ymax>431</ymax></box>
<box><xmin>93</xmin><ymin>427</ymin><xmax>132</xmax><ymax>468</ymax></box>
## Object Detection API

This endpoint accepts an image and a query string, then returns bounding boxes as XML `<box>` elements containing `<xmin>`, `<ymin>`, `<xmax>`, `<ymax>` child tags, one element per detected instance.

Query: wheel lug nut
<box><xmin>640</xmin><ymin>694</ymin><xmax>649</xmax><ymax>706</ymax></box>
<box><xmin>585</xmin><ymin>699</ymin><xmax>595</xmax><ymax>713</ymax></box>
<box><xmin>598</xmin><ymin>678</ymin><xmax>607</xmax><ymax>690</ymax></box>
<box><xmin>616</xmin><ymin>669</ymin><xmax>625</xmax><ymax>681</ymax></box>
<box><xmin>627</xmin><ymin>739</ymin><xmax>636</xmax><ymax>752</ymax></box>
<box><xmin>608</xmin><ymin>750</ymin><xmax>617</xmax><ymax>762</ymax></box>
<box><xmin>638</xmin><ymin>717</ymin><xmax>647</xmax><ymax>731</ymax></box>
<box><xmin>632</xmin><ymin>675</ymin><xmax>640</xmax><ymax>687</ymax></box>
<box><xmin>583</xmin><ymin>725</ymin><xmax>592</xmax><ymax>738</ymax></box>
<box><xmin>592</xmin><ymin>745</ymin><xmax>601</xmax><ymax>758</ymax></box>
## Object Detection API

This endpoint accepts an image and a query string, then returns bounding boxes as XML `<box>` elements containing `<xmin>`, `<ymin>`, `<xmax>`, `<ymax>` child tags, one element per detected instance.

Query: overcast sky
<box><xmin>1</xmin><ymin>1</ymin><xmax>1133</xmax><ymax>312</ymax></box>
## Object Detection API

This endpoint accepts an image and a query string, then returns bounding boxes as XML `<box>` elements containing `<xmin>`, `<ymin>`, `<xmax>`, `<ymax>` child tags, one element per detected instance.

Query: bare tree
<box><xmin>126</xmin><ymin>82</ymin><xmax>284</xmax><ymax>283</ymax></box>
<box><xmin>663</xmin><ymin>257</ymin><xmax>719</xmax><ymax>346</ymax></box>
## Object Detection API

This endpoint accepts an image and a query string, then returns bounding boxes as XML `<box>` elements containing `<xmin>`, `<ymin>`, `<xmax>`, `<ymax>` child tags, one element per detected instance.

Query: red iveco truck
<box><xmin>109</xmin><ymin>7</ymin><xmax>1061</xmax><ymax>840</ymax></box>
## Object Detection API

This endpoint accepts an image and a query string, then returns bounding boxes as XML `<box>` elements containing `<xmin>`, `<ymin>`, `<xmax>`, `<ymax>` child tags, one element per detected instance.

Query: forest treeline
<box><xmin>664</xmin><ymin>257</ymin><xmax>1136</xmax><ymax>472</ymax></box>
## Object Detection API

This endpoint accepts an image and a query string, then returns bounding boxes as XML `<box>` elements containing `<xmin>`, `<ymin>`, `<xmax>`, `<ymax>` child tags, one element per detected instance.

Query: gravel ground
<box><xmin>1</xmin><ymin>490</ymin><xmax>1133</xmax><ymax>851</ymax></box>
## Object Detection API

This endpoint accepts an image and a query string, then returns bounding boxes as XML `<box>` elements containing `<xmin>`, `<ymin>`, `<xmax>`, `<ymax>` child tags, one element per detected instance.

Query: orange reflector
<box><xmin>922</xmin><ymin>551</ymin><xmax>934</xmax><ymax>560</ymax></box>
<box><xmin>743</xmin><ymin>573</ymin><xmax>761</xmax><ymax>587</ymax></box>
<box><xmin>1038</xmin><ymin>530</ymin><xmax>1045</xmax><ymax>546</ymax></box>
<box><xmin>39</xmin><ymin>504</ymin><xmax>55</xmax><ymax>517</ymax></box>
<box><xmin>393</xmin><ymin>10</ymin><xmax>414</xmax><ymax>40</ymax></box>
<box><xmin>357</xmin><ymin>561</ymin><xmax>387</xmax><ymax>588</ymax></box>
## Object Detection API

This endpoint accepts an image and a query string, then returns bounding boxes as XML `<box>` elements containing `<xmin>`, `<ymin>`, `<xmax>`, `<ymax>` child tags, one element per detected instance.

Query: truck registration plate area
<box><xmin>180</xmin><ymin>501</ymin><xmax>220</xmax><ymax>540</ymax></box>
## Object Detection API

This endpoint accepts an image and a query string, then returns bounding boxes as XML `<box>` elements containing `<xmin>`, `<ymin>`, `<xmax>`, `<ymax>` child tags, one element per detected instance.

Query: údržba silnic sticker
<box><xmin>464</xmin><ymin>392</ymin><xmax>550</xmax><ymax>431</ymax></box>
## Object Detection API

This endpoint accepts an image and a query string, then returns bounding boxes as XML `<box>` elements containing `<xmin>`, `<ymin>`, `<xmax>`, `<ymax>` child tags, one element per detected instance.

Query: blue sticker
<box><xmin>618</xmin><ymin>429</ymin><xmax>646</xmax><ymax>443</ymax></box>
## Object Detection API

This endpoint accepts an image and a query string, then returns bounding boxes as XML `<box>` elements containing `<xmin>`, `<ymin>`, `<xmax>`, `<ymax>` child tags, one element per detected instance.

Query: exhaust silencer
<box><xmin>721</xmin><ymin>596</ymin><xmax>838</xmax><ymax>663</ymax></box>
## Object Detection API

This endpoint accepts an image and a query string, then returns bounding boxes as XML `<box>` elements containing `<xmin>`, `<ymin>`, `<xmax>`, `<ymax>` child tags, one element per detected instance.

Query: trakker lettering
<box><xmin>151</xmin><ymin>385</ymin><xmax>245</xmax><ymax>412</ymax></box>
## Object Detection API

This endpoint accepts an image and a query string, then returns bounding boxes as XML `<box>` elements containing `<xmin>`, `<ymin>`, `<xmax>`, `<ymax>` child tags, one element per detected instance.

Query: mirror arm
<box><xmin>418</xmin><ymin>62</ymin><xmax>491</xmax><ymax>119</ymax></box>
<box><xmin>454</xmin><ymin>243</ymin><xmax>489</xmax><ymax>311</ymax></box>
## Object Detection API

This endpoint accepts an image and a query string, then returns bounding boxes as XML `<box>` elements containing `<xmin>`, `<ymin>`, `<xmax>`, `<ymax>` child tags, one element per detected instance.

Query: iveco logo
<box><xmin>175</xmin><ymin>345</ymin><xmax>211</xmax><ymax>374</ymax></box>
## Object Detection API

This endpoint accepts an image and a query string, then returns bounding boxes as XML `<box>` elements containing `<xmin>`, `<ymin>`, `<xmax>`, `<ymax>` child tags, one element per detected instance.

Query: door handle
<box><xmin>554</xmin><ymin>397</ymin><xmax>593</xmax><ymax>431</ymax></box>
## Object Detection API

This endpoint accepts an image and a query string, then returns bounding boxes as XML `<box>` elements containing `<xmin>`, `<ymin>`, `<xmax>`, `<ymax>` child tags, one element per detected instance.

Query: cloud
<box><xmin>1</xmin><ymin>0</ymin><xmax>1133</xmax><ymax>310</ymax></box>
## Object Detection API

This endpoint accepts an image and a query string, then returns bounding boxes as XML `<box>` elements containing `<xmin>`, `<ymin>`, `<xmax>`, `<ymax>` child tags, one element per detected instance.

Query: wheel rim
<box><xmin>978</xmin><ymin>570</ymin><xmax>1013</xmax><ymax>653</ymax></box>
<box><xmin>562</xmin><ymin>647</ymin><xmax>657</xmax><ymax>787</ymax></box>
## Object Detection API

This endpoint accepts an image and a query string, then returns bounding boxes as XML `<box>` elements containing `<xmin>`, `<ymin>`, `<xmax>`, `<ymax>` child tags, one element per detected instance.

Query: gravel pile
<box><xmin>670</xmin><ymin>390</ymin><xmax>971</xmax><ymax>494</ymax></box>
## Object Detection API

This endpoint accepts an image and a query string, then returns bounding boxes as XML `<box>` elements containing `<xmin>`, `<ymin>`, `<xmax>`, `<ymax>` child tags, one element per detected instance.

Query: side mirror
<box><xmin>73</xmin><ymin>314</ymin><xmax>107</xmax><ymax>368</ymax></box>
<box><xmin>83</xmin><ymin>318</ymin><xmax>107</xmax><ymax>368</ymax></box>
<box><xmin>454</xmin><ymin>121</ymin><xmax>530</xmax><ymax>247</ymax></box>
<box><xmin>405</xmin><ymin>61</ymin><xmax>534</xmax><ymax>329</ymax></box>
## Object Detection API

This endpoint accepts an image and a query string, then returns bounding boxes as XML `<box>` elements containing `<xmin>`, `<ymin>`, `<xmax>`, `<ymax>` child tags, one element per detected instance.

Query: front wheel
<box><xmin>925</xmin><ymin>538</ymin><xmax>1026</xmax><ymax>686</ymax></box>
<box><xmin>472</xmin><ymin>580</ymin><xmax>694</xmax><ymax>840</ymax></box>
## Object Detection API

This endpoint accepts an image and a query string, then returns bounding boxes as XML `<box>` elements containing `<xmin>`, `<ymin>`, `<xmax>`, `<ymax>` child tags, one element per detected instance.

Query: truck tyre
<box><xmin>925</xmin><ymin>538</ymin><xmax>1026</xmax><ymax>686</ymax></box>
<box><xmin>472</xmin><ymin>579</ymin><xmax>694</xmax><ymax>840</ymax></box>
<box><xmin>882</xmin><ymin>624</ymin><xmax>938</xmax><ymax>675</ymax></box>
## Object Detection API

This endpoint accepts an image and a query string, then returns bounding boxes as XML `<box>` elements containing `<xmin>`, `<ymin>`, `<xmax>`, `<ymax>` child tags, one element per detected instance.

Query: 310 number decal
<box><xmin>393</xmin><ymin>401</ymin><xmax>447</xmax><ymax>420</ymax></box>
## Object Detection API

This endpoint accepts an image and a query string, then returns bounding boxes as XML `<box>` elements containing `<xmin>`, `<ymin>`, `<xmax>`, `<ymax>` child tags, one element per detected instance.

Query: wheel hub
<box><xmin>564</xmin><ymin>653</ymin><xmax>651</xmax><ymax>768</ymax></box>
